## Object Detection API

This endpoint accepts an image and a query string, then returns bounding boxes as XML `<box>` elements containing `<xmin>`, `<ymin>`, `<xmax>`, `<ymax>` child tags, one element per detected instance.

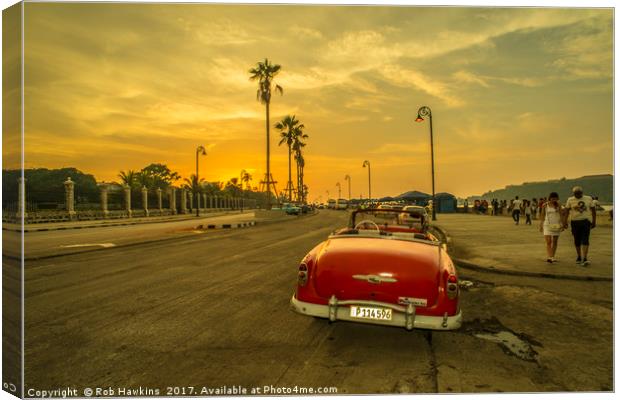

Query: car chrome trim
<box><xmin>291</xmin><ymin>294</ymin><xmax>462</xmax><ymax>331</ymax></box>
<box><xmin>327</xmin><ymin>233</ymin><xmax>441</xmax><ymax>246</ymax></box>
<box><xmin>352</xmin><ymin>274</ymin><xmax>398</xmax><ymax>284</ymax></box>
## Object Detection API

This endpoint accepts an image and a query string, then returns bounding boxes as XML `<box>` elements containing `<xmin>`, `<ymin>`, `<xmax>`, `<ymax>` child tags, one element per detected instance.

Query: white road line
<box><xmin>59</xmin><ymin>243</ymin><xmax>116</xmax><ymax>248</ymax></box>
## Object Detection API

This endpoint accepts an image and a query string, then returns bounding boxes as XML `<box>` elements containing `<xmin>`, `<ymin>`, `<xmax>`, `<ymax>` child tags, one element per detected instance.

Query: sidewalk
<box><xmin>2</xmin><ymin>210</ymin><xmax>247</xmax><ymax>232</ymax></box>
<box><xmin>433</xmin><ymin>214</ymin><xmax>613</xmax><ymax>281</ymax></box>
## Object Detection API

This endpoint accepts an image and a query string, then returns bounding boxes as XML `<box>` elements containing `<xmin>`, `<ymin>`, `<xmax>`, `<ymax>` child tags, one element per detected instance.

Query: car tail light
<box><xmin>447</xmin><ymin>274</ymin><xmax>458</xmax><ymax>299</ymax></box>
<box><xmin>298</xmin><ymin>263</ymin><xmax>308</xmax><ymax>286</ymax></box>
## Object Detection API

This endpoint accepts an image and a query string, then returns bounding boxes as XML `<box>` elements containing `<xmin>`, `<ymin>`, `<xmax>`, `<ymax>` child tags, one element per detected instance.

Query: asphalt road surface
<box><xmin>19</xmin><ymin>210</ymin><xmax>612</xmax><ymax>394</ymax></box>
<box><xmin>5</xmin><ymin>212</ymin><xmax>255</xmax><ymax>260</ymax></box>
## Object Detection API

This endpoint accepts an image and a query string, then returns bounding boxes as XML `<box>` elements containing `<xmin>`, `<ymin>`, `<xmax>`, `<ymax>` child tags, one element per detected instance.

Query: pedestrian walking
<box><xmin>563</xmin><ymin>186</ymin><xmax>596</xmax><ymax>266</ymax></box>
<box><xmin>524</xmin><ymin>200</ymin><xmax>532</xmax><ymax>225</ymax></box>
<box><xmin>539</xmin><ymin>192</ymin><xmax>564</xmax><ymax>263</ymax></box>
<box><xmin>531</xmin><ymin>198</ymin><xmax>538</xmax><ymax>219</ymax></box>
<box><xmin>511</xmin><ymin>196</ymin><xmax>522</xmax><ymax>225</ymax></box>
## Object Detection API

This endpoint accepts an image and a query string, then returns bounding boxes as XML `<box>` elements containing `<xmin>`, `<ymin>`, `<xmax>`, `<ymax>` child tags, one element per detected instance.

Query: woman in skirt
<box><xmin>539</xmin><ymin>192</ymin><xmax>564</xmax><ymax>263</ymax></box>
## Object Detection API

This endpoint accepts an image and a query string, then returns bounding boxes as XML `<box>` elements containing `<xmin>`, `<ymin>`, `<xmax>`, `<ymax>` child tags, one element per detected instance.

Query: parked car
<box><xmin>327</xmin><ymin>199</ymin><xmax>337</xmax><ymax>209</ymax></box>
<box><xmin>398</xmin><ymin>205</ymin><xmax>429</xmax><ymax>232</ymax></box>
<box><xmin>290</xmin><ymin>208</ymin><xmax>462</xmax><ymax>330</ymax></box>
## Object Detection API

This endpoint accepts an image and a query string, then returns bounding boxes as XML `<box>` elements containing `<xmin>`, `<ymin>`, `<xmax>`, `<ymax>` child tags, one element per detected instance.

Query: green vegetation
<box><xmin>470</xmin><ymin>175</ymin><xmax>613</xmax><ymax>203</ymax></box>
<box><xmin>2</xmin><ymin>168</ymin><xmax>99</xmax><ymax>207</ymax></box>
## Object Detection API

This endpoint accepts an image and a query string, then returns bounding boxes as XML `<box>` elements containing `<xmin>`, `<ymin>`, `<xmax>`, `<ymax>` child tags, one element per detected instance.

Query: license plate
<box><xmin>350</xmin><ymin>306</ymin><xmax>392</xmax><ymax>321</ymax></box>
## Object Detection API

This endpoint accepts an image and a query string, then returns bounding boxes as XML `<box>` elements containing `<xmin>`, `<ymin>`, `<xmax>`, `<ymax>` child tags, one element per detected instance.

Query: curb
<box><xmin>2</xmin><ymin>211</ymin><xmax>252</xmax><ymax>233</ymax></box>
<box><xmin>431</xmin><ymin>224</ymin><xmax>612</xmax><ymax>282</ymax></box>
<box><xmin>195</xmin><ymin>221</ymin><xmax>256</xmax><ymax>230</ymax></box>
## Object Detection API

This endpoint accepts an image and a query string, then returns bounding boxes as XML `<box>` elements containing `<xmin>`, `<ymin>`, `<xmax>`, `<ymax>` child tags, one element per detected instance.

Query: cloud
<box><xmin>452</xmin><ymin>70</ymin><xmax>490</xmax><ymax>88</ymax></box>
<box><xmin>379</xmin><ymin>64</ymin><xmax>465</xmax><ymax>108</ymax></box>
<box><xmin>290</xmin><ymin>26</ymin><xmax>324</xmax><ymax>40</ymax></box>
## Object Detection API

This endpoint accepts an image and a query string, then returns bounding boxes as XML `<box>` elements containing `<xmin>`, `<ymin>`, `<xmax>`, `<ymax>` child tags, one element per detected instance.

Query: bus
<box><xmin>336</xmin><ymin>198</ymin><xmax>349</xmax><ymax>210</ymax></box>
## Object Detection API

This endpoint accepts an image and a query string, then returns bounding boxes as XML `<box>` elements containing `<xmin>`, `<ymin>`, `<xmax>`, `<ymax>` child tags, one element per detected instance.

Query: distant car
<box><xmin>399</xmin><ymin>205</ymin><xmax>429</xmax><ymax>232</ymax></box>
<box><xmin>300</xmin><ymin>204</ymin><xmax>311</xmax><ymax>214</ymax></box>
<box><xmin>282</xmin><ymin>203</ymin><xmax>301</xmax><ymax>215</ymax></box>
<box><xmin>336</xmin><ymin>199</ymin><xmax>349</xmax><ymax>210</ymax></box>
<box><xmin>290</xmin><ymin>208</ymin><xmax>462</xmax><ymax>331</ymax></box>
<box><xmin>317</xmin><ymin>204</ymin><xmax>325</xmax><ymax>209</ymax></box>
<box><xmin>327</xmin><ymin>199</ymin><xmax>337</xmax><ymax>209</ymax></box>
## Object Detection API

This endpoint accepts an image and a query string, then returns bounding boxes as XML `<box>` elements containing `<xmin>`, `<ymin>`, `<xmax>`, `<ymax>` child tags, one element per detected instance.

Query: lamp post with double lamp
<box><xmin>344</xmin><ymin>175</ymin><xmax>351</xmax><ymax>201</ymax></box>
<box><xmin>362</xmin><ymin>160</ymin><xmax>371</xmax><ymax>206</ymax></box>
<box><xmin>195</xmin><ymin>145</ymin><xmax>207</xmax><ymax>217</ymax></box>
<box><xmin>415</xmin><ymin>106</ymin><xmax>436</xmax><ymax>221</ymax></box>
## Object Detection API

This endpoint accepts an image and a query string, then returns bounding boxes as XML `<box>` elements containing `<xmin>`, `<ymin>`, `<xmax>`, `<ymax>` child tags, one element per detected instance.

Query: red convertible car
<box><xmin>290</xmin><ymin>208</ymin><xmax>462</xmax><ymax>330</ymax></box>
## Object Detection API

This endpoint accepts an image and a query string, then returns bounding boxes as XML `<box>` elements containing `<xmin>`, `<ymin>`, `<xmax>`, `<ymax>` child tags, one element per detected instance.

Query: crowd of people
<box><xmin>464</xmin><ymin>188</ymin><xmax>602</xmax><ymax>266</ymax></box>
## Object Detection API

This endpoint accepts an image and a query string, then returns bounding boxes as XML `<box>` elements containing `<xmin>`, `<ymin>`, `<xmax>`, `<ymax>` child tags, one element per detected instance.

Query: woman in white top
<box><xmin>538</xmin><ymin>192</ymin><xmax>564</xmax><ymax>263</ymax></box>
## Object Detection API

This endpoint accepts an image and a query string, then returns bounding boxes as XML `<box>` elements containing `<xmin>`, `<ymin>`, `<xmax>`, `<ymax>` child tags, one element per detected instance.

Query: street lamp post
<box><xmin>344</xmin><ymin>175</ymin><xmax>351</xmax><ymax>201</ymax></box>
<box><xmin>196</xmin><ymin>145</ymin><xmax>207</xmax><ymax>217</ymax></box>
<box><xmin>415</xmin><ymin>106</ymin><xmax>436</xmax><ymax>221</ymax></box>
<box><xmin>362</xmin><ymin>160</ymin><xmax>371</xmax><ymax>205</ymax></box>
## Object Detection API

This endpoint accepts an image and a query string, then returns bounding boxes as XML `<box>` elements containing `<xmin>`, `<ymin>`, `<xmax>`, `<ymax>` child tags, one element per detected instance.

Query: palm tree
<box><xmin>241</xmin><ymin>171</ymin><xmax>253</xmax><ymax>191</ymax></box>
<box><xmin>118</xmin><ymin>170</ymin><xmax>137</xmax><ymax>188</ymax></box>
<box><xmin>183</xmin><ymin>174</ymin><xmax>204</xmax><ymax>193</ymax></box>
<box><xmin>136</xmin><ymin>170</ymin><xmax>152</xmax><ymax>189</ymax></box>
<box><xmin>292</xmin><ymin>126</ymin><xmax>308</xmax><ymax>202</ymax></box>
<box><xmin>275</xmin><ymin>115</ymin><xmax>303</xmax><ymax>201</ymax></box>
<box><xmin>249</xmin><ymin>58</ymin><xmax>283</xmax><ymax>208</ymax></box>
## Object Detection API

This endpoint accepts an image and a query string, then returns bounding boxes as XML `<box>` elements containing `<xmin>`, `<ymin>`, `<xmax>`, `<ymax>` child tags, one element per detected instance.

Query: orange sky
<box><xmin>11</xmin><ymin>3</ymin><xmax>613</xmax><ymax>199</ymax></box>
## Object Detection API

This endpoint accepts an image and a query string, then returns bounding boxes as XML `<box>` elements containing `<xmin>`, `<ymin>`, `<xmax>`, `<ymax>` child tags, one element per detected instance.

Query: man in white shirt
<box><xmin>563</xmin><ymin>186</ymin><xmax>596</xmax><ymax>266</ymax></box>
<box><xmin>511</xmin><ymin>196</ymin><xmax>522</xmax><ymax>225</ymax></box>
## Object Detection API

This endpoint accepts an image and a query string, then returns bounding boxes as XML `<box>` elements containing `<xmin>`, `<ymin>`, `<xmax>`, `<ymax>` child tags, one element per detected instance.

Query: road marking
<box><xmin>59</xmin><ymin>243</ymin><xmax>116</xmax><ymax>248</ymax></box>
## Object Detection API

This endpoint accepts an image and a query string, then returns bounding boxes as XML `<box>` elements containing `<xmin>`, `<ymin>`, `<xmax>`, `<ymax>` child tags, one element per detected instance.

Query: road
<box><xmin>19</xmin><ymin>210</ymin><xmax>612</xmax><ymax>394</ymax></box>
<box><xmin>4</xmin><ymin>212</ymin><xmax>255</xmax><ymax>259</ymax></box>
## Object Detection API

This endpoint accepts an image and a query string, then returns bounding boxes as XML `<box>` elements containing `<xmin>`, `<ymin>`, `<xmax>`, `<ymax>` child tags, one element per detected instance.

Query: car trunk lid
<box><xmin>314</xmin><ymin>237</ymin><xmax>441</xmax><ymax>307</ymax></box>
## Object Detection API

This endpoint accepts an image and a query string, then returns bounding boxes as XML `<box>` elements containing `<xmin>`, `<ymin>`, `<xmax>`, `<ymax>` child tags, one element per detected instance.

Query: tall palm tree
<box><xmin>118</xmin><ymin>170</ymin><xmax>137</xmax><ymax>188</ymax></box>
<box><xmin>249</xmin><ymin>58</ymin><xmax>283</xmax><ymax>207</ymax></box>
<box><xmin>292</xmin><ymin>126</ymin><xmax>308</xmax><ymax>202</ymax></box>
<box><xmin>275</xmin><ymin>115</ymin><xmax>303</xmax><ymax>201</ymax></box>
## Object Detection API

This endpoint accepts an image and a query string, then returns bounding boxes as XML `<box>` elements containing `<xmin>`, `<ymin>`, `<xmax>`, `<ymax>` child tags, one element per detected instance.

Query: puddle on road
<box><xmin>462</xmin><ymin>317</ymin><xmax>540</xmax><ymax>362</ymax></box>
<box><xmin>474</xmin><ymin>331</ymin><xmax>537</xmax><ymax>362</ymax></box>
<box><xmin>459</xmin><ymin>280</ymin><xmax>474</xmax><ymax>288</ymax></box>
<box><xmin>458</xmin><ymin>278</ymin><xmax>494</xmax><ymax>290</ymax></box>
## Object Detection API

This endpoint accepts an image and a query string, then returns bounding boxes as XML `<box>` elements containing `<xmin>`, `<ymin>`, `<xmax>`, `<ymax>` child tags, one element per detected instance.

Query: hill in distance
<box><xmin>467</xmin><ymin>174</ymin><xmax>613</xmax><ymax>203</ymax></box>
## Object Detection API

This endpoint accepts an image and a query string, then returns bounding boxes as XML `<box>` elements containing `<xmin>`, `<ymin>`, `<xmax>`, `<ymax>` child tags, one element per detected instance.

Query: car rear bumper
<box><xmin>290</xmin><ymin>294</ymin><xmax>462</xmax><ymax>331</ymax></box>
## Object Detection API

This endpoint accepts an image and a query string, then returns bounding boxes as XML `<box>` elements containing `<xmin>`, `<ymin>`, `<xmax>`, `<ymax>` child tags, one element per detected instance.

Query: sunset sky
<box><xmin>18</xmin><ymin>3</ymin><xmax>613</xmax><ymax>200</ymax></box>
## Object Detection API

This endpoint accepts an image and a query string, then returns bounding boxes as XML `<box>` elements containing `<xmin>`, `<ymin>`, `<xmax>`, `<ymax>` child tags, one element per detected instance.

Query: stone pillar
<box><xmin>17</xmin><ymin>177</ymin><xmax>27</xmax><ymax>218</ymax></box>
<box><xmin>203</xmin><ymin>194</ymin><xmax>207</xmax><ymax>211</ymax></box>
<box><xmin>142</xmin><ymin>186</ymin><xmax>149</xmax><ymax>217</ymax></box>
<box><xmin>214</xmin><ymin>195</ymin><xmax>219</xmax><ymax>210</ymax></box>
<box><xmin>98</xmin><ymin>183</ymin><xmax>109</xmax><ymax>218</ymax></box>
<box><xmin>169</xmin><ymin>187</ymin><xmax>177</xmax><ymax>215</ymax></box>
<box><xmin>123</xmin><ymin>184</ymin><xmax>132</xmax><ymax>218</ymax></box>
<box><xmin>180</xmin><ymin>188</ymin><xmax>187</xmax><ymax>214</ymax></box>
<box><xmin>189</xmin><ymin>191</ymin><xmax>194</xmax><ymax>211</ymax></box>
<box><xmin>157</xmin><ymin>188</ymin><xmax>163</xmax><ymax>211</ymax></box>
<box><xmin>64</xmin><ymin>177</ymin><xmax>76</xmax><ymax>219</ymax></box>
